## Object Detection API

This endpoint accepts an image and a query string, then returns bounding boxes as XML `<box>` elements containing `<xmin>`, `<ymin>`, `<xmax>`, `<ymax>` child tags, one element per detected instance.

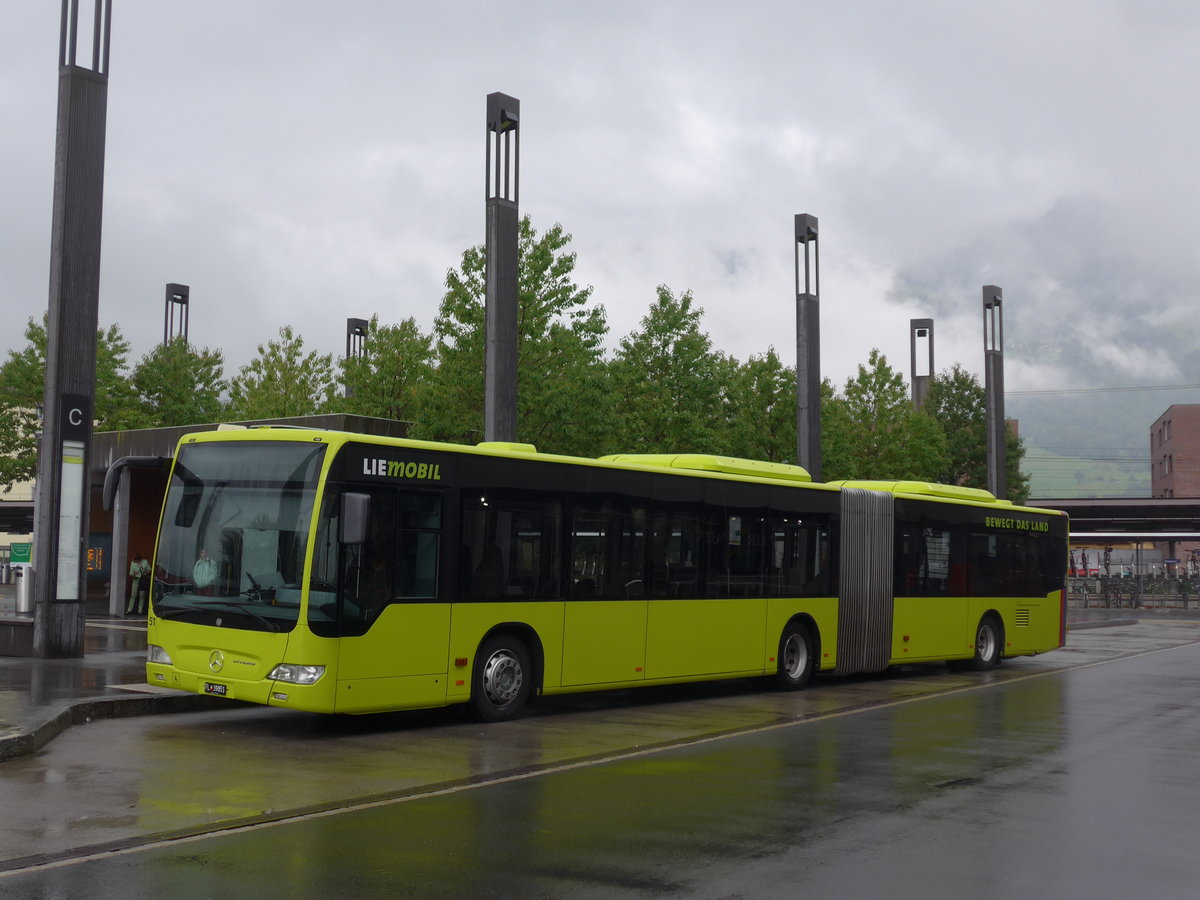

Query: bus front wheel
<box><xmin>775</xmin><ymin>622</ymin><xmax>815</xmax><ymax>690</ymax></box>
<box><xmin>470</xmin><ymin>633</ymin><xmax>532</xmax><ymax>722</ymax></box>
<box><xmin>968</xmin><ymin>615</ymin><xmax>1003</xmax><ymax>670</ymax></box>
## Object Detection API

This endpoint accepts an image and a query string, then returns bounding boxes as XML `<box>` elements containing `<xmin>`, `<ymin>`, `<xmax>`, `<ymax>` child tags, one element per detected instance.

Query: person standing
<box><xmin>193</xmin><ymin>548</ymin><xmax>218</xmax><ymax>590</ymax></box>
<box><xmin>125</xmin><ymin>552</ymin><xmax>151</xmax><ymax>616</ymax></box>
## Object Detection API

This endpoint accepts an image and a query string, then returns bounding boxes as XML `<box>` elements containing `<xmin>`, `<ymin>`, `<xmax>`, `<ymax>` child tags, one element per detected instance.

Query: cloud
<box><xmin>2</xmin><ymin>0</ymin><xmax>1198</xmax><ymax>431</ymax></box>
<box><xmin>891</xmin><ymin>192</ymin><xmax>1200</xmax><ymax>463</ymax></box>
<box><xmin>893</xmin><ymin>195</ymin><xmax>1200</xmax><ymax>387</ymax></box>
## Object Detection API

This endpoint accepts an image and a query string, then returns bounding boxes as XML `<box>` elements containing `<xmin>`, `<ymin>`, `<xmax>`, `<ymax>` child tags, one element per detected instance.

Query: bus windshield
<box><xmin>151</xmin><ymin>440</ymin><xmax>327</xmax><ymax>633</ymax></box>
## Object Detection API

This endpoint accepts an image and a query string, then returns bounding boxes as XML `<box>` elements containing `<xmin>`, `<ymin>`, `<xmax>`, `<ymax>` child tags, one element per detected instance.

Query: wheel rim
<box><xmin>976</xmin><ymin>623</ymin><xmax>996</xmax><ymax>661</ymax></box>
<box><xmin>782</xmin><ymin>633</ymin><xmax>807</xmax><ymax>679</ymax></box>
<box><xmin>482</xmin><ymin>649</ymin><xmax>523</xmax><ymax>707</ymax></box>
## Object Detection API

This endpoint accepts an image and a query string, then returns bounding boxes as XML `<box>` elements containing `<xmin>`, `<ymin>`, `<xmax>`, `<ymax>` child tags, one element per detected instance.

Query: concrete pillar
<box><xmin>33</xmin><ymin>0</ymin><xmax>112</xmax><ymax>657</ymax></box>
<box><xmin>108</xmin><ymin>469</ymin><xmax>129</xmax><ymax>615</ymax></box>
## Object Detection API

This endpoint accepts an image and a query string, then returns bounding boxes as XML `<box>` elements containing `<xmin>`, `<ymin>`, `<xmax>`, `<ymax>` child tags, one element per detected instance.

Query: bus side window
<box><xmin>1041</xmin><ymin>533</ymin><xmax>1067</xmax><ymax>593</ymax></box>
<box><xmin>895</xmin><ymin>527</ymin><xmax>918</xmax><ymax>596</ymax></box>
<box><xmin>336</xmin><ymin>486</ymin><xmax>398</xmax><ymax>633</ymax></box>
<box><xmin>652</xmin><ymin>508</ymin><xmax>703</xmax><ymax>598</ymax></box>
<box><xmin>395</xmin><ymin>490</ymin><xmax>441</xmax><ymax>600</ymax></box>
<box><xmin>461</xmin><ymin>491</ymin><xmax>561</xmax><ymax>600</ymax></box>
<box><xmin>969</xmin><ymin>533</ymin><xmax>999</xmax><ymax>596</ymax></box>
<box><xmin>569</xmin><ymin>498</ymin><xmax>648</xmax><ymax>600</ymax></box>
<box><xmin>570</xmin><ymin>505</ymin><xmax>606</xmax><ymax>598</ymax></box>
<box><xmin>308</xmin><ymin>489</ymin><xmax>342</xmax><ymax>628</ymax></box>
<box><xmin>770</xmin><ymin>516</ymin><xmax>830</xmax><ymax>598</ymax></box>
<box><xmin>706</xmin><ymin>511</ymin><xmax>767</xmax><ymax>598</ymax></box>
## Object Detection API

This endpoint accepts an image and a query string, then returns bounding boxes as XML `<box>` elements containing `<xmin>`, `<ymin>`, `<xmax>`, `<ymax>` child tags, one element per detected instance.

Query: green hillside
<box><xmin>1023</xmin><ymin>446</ymin><xmax>1148</xmax><ymax>499</ymax></box>
<box><xmin>1008</xmin><ymin>391</ymin><xmax>1174</xmax><ymax>500</ymax></box>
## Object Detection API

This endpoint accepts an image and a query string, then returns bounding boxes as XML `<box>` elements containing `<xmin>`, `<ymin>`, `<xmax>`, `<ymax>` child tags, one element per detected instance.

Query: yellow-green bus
<box><xmin>109</xmin><ymin>427</ymin><xmax>1068</xmax><ymax>721</ymax></box>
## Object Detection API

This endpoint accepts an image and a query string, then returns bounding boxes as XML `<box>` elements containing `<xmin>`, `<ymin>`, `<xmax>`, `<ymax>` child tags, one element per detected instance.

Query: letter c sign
<box><xmin>60</xmin><ymin>392</ymin><xmax>91</xmax><ymax>441</ymax></box>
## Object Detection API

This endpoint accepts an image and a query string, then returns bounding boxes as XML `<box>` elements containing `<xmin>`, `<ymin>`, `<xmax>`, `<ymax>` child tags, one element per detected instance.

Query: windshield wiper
<box><xmin>211</xmin><ymin>600</ymin><xmax>280</xmax><ymax>633</ymax></box>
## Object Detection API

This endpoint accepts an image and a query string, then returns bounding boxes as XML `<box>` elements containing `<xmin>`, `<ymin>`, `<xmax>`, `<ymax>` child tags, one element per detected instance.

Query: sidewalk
<box><xmin>0</xmin><ymin>584</ymin><xmax>1182</xmax><ymax>762</ymax></box>
<box><xmin>0</xmin><ymin>583</ymin><xmax>229</xmax><ymax>762</ymax></box>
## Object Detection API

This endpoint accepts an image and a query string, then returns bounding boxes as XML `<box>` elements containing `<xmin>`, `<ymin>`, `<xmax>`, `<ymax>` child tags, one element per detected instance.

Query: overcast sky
<box><xmin>4</xmin><ymin>1</ymin><xmax>1199</xmax><ymax>420</ymax></box>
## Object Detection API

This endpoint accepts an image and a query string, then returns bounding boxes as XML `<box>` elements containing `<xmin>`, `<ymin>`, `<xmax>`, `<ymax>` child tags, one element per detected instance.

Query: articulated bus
<box><xmin>108</xmin><ymin>427</ymin><xmax>1068</xmax><ymax>721</ymax></box>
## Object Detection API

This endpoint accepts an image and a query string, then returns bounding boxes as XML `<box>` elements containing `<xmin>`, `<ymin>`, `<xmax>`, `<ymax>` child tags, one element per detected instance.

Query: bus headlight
<box><xmin>268</xmin><ymin>664</ymin><xmax>326</xmax><ymax>685</ymax></box>
<box><xmin>147</xmin><ymin>644</ymin><xmax>173</xmax><ymax>665</ymax></box>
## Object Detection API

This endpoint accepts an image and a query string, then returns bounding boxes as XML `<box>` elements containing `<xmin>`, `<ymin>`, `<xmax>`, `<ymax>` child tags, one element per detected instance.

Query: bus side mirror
<box><xmin>340</xmin><ymin>492</ymin><xmax>370</xmax><ymax>545</ymax></box>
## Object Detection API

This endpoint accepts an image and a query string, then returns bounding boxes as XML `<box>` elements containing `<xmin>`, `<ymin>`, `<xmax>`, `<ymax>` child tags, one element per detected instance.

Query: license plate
<box><xmin>204</xmin><ymin>682</ymin><xmax>228</xmax><ymax>696</ymax></box>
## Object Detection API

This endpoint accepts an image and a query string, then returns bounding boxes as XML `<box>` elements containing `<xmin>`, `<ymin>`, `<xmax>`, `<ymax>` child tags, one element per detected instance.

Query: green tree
<box><xmin>825</xmin><ymin>348</ymin><xmax>947</xmax><ymax>481</ymax></box>
<box><xmin>131</xmin><ymin>336</ymin><xmax>227</xmax><ymax>427</ymax></box>
<box><xmin>719</xmin><ymin>347</ymin><xmax>797</xmax><ymax>462</ymax></box>
<box><xmin>334</xmin><ymin>315</ymin><xmax>434</xmax><ymax>422</ymax></box>
<box><xmin>0</xmin><ymin>321</ymin><xmax>43</xmax><ymax>490</ymax></box>
<box><xmin>926</xmin><ymin>363</ymin><xmax>1030</xmax><ymax>503</ymax></box>
<box><xmin>609</xmin><ymin>285</ymin><xmax>725</xmax><ymax>454</ymax></box>
<box><xmin>227</xmin><ymin>325</ymin><xmax>335</xmax><ymax>420</ymax></box>
<box><xmin>1006</xmin><ymin>430</ymin><xmax>1032</xmax><ymax>504</ymax></box>
<box><xmin>819</xmin><ymin>376</ymin><xmax>854</xmax><ymax>481</ymax></box>
<box><xmin>416</xmin><ymin>217</ymin><xmax>611</xmax><ymax>455</ymax></box>
<box><xmin>93</xmin><ymin>322</ymin><xmax>146</xmax><ymax>431</ymax></box>
<box><xmin>0</xmin><ymin>316</ymin><xmax>142</xmax><ymax>489</ymax></box>
<box><xmin>926</xmin><ymin>363</ymin><xmax>986</xmax><ymax>487</ymax></box>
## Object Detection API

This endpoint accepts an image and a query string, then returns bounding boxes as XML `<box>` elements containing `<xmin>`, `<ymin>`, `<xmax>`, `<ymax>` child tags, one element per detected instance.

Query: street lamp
<box><xmin>345</xmin><ymin>318</ymin><xmax>369</xmax><ymax>399</ymax></box>
<box><xmin>794</xmin><ymin>214</ymin><xmax>820</xmax><ymax>479</ymax></box>
<box><xmin>164</xmin><ymin>283</ymin><xmax>189</xmax><ymax>345</ymax></box>
<box><xmin>484</xmin><ymin>92</ymin><xmax>520</xmax><ymax>443</ymax></box>
<box><xmin>910</xmin><ymin>318</ymin><xmax>934</xmax><ymax>410</ymax></box>
<box><xmin>983</xmin><ymin>285</ymin><xmax>1006</xmax><ymax>499</ymax></box>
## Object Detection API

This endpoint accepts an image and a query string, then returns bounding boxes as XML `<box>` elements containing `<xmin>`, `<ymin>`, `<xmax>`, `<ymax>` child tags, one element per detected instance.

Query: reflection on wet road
<box><xmin>3</xmin><ymin>620</ymin><xmax>1200</xmax><ymax>898</ymax></box>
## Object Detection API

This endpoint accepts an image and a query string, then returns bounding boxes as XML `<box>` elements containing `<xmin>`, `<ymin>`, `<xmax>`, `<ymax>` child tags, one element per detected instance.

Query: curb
<box><xmin>0</xmin><ymin>692</ymin><xmax>246</xmax><ymax>763</ymax></box>
<box><xmin>1067</xmin><ymin>617</ymin><xmax>1139</xmax><ymax>631</ymax></box>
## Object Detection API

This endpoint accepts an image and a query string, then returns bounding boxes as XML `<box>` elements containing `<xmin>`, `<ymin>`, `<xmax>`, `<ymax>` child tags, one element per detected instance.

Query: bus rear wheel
<box><xmin>775</xmin><ymin>622</ymin><xmax>815</xmax><ymax>690</ymax></box>
<box><xmin>968</xmin><ymin>615</ymin><xmax>1003</xmax><ymax>670</ymax></box>
<box><xmin>470</xmin><ymin>633</ymin><xmax>532</xmax><ymax>722</ymax></box>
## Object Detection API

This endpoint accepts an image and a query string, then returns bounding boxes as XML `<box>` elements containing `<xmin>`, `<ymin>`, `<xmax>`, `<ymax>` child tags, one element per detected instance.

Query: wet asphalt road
<box><xmin>3</xmin><ymin>619</ymin><xmax>1200</xmax><ymax>898</ymax></box>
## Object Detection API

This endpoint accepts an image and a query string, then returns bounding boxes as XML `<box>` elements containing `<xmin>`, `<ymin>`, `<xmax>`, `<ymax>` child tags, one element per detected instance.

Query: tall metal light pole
<box><xmin>344</xmin><ymin>317</ymin><xmax>369</xmax><ymax>398</ymax></box>
<box><xmin>794</xmin><ymin>214</ymin><xmax>821</xmax><ymax>479</ymax></box>
<box><xmin>33</xmin><ymin>0</ymin><xmax>112</xmax><ymax>658</ymax></box>
<box><xmin>484</xmin><ymin>92</ymin><xmax>519</xmax><ymax>443</ymax></box>
<box><xmin>163</xmin><ymin>283</ymin><xmax>189</xmax><ymax>345</ymax></box>
<box><xmin>910</xmin><ymin>318</ymin><xmax>934</xmax><ymax>410</ymax></box>
<box><xmin>983</xmin><ymin>286</ymin><xmax>1006</xmax><ymax>499</ymax></box>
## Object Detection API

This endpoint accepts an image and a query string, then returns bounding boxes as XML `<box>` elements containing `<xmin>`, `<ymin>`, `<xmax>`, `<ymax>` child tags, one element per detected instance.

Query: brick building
<box><xmin>1150</xmin><ymin>404</ymin><xmax>1200</xmax><ymax>498</ymax></box>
